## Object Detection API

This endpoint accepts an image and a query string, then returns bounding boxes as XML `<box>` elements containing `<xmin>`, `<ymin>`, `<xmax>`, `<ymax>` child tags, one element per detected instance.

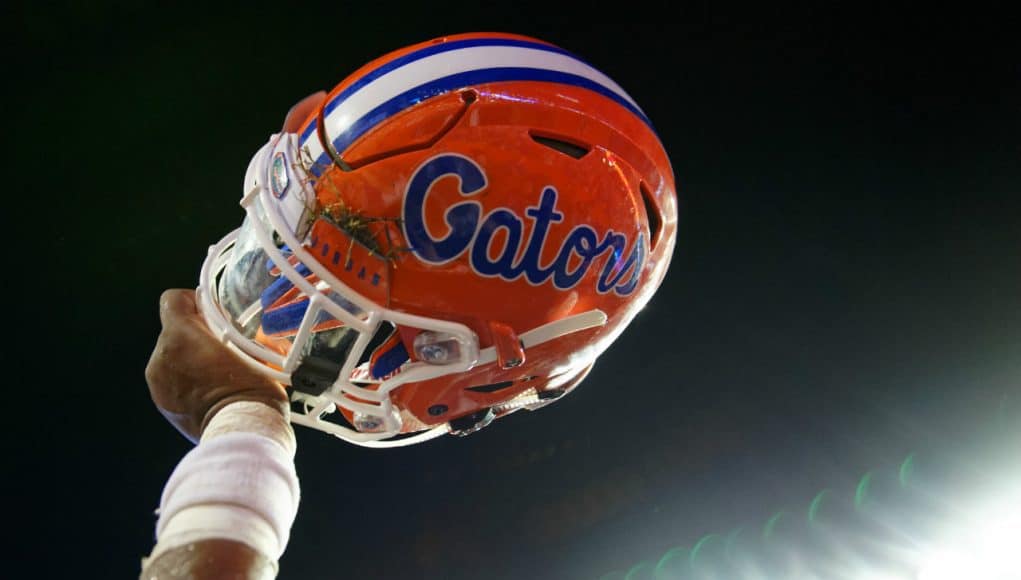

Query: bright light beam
<box><xmin>916</xmin><ymin>486</ymin><xmax>1021</xmax><ymax>580</ymax></box>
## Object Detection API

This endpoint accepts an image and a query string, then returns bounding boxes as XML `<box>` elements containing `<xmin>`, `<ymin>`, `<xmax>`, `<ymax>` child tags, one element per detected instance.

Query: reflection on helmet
<box><xmin>198</xmin><ymin>32</ymin><xmax>678</xmax><ymax>447</ymax></box>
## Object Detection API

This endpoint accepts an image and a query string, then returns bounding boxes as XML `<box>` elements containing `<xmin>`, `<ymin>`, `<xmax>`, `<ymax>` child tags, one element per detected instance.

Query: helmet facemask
<box><xmin>199</xmin><ymin>132</ymin><xmax>483</xmax><ymax>447</ymax></box>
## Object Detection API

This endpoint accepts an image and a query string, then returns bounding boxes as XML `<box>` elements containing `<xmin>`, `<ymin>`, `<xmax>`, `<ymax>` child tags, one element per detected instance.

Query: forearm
<box><xmin>140</xmin><ymin>401</ymin><xmax>300</xmax><ymax>580</ymax></box>
<box><xmin>140</xmin><ymin>539</ymin><xmax>276</xmax><ymax>580</ymax></box>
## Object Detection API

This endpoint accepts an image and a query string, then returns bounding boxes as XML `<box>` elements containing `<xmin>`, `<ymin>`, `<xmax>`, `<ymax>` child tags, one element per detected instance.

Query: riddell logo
<box><xmin>401</xmin><ymin>154</ymin><xmax>644</xmax><ymax>295</ymax></box>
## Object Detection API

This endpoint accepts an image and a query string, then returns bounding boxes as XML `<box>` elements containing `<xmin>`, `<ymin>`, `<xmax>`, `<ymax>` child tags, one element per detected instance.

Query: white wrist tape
<box><xmin>149</xmin><ymin>401</ymin><xmax>300</xmax><ymax>563</ymax></box>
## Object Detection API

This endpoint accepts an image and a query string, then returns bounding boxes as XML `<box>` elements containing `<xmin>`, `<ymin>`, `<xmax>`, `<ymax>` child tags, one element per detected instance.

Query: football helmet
<box><xmin>198</xmin><ymin>32</ymin><xmax>678</xmax><ymax>447</ymax></box>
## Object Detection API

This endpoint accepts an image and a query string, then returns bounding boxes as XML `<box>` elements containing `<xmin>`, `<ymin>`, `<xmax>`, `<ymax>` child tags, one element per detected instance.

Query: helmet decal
<box><xmin>402</xmin><ymin>153</ymin><xmax>646</xmax><ymax>295</ymax></box>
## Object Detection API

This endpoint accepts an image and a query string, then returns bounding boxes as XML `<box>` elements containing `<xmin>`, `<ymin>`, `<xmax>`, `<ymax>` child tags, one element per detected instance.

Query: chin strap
<box><xmin>475</xmin><ymin>309</ymin><xmax>608</xmax><ymax>367</ymax></box>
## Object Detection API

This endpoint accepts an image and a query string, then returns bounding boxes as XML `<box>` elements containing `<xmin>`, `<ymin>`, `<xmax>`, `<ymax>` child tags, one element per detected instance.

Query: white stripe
<box><xmin>323</xmin><ymin>45</ymin><xmax>643</xmax><ymax>150</ymax></box>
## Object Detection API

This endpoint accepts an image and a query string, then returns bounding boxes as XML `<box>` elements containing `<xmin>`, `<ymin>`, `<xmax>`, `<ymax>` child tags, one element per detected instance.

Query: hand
<box><xmin>145</xmin><ymin>288</ymin><xmax>290</xmax><ymax>442</ymax></box>
<box><xmin>145</xmin><ymin>90</ymin><xmax>328</xmax><ymax>441</ymax></box>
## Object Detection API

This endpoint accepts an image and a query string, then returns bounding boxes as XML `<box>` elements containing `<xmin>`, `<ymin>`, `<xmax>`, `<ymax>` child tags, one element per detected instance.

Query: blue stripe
<box><xmin>300</xmin><ymin>120</ymin><xmax>317</xmax><ymax>144</ymax></box>
<box><xmin>308</xmin><ymin>155</ymin><xmax>327</xmax><ymax>178</ymax></box>
<box><xmin>261</xmin><ymin>276</ymin><xmax>295</xmax><ymax>309</ymax></box>
<box><xmin>261</xmin><ymin>299</ymin><xmax>339</xmax><ymax>336</ymax></box>
<box><xmin>261</xmin><ymin>259</ymin><xmax>310</xmax><ymax>309</ymax></box>
<box><xmin>329</xmin><ymin>68</ymin><xmax>654</xmax><ymax>156</ymax></box>
<box><xmin>370</xmin><ymin>340</ymin><xmax>409</xmax><ymax>379</ymax></box>
<box><xmin>262</xmin><ymin>299</ymin><xmax>310</xmax><ymax>335</ymax></box>
<box><xmin>322</xmin><ymin>37</ymin><xmax>584</xmax><ymax>119</ymax></box>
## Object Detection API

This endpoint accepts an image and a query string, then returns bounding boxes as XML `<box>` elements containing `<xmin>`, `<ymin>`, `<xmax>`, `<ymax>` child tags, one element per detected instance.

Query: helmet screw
<box><xmin>428</xmin><ymin>404</ymin><xmax>448</xmax><ymax>416</ymax></box>
<box><xmin>419</xmin><ymin>344</ymin><xmax>448</xmax><ymax>362</ymax></box>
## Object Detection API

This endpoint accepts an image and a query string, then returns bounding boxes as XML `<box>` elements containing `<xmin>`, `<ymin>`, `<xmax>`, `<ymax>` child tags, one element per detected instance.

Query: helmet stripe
<box><xmin>298</xmin><ymin>120</ymin><xmax>327</xmax><ymax>177</ymax></box>
<box><xmin>307</xmin><ymin>38</ymin><xmax>652</xmax><ymax>173</ymax></box>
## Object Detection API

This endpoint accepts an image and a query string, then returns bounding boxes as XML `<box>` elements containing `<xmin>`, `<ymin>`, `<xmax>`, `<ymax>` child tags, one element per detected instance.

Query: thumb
<box><xmin>158</xmin><ymin>288</ymin><xmax>200</xmax><ymax>327</ymax></box>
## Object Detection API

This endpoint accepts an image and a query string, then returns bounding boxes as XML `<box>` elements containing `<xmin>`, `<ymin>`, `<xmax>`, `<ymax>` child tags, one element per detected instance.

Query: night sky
<box><xmin>9</xmin><ymin>2</ymin><xmax>1020</xmax><ymax>579</ymax></box>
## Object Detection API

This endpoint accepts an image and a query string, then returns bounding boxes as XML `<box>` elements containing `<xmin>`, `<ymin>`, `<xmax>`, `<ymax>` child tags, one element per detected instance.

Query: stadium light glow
<box><xmin>915</xmin><ymin>487</ymin><xmax>1021</xmax><ymax>580</ymax></box>
<box><xmin>596</xmin><ymin>450</ymin><xmax>1021</xmax><ymax>580</ymax></box>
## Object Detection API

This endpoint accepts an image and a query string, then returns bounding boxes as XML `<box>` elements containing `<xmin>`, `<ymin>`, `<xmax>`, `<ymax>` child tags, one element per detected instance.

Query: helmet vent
<box><xmin>465</xmin><ymin>380</ymin><xmax>515</xmax><ymax>394</ymax></box>
<box><xmin>530</xmin><ymin>133</ymin><xmax>589</xmax><ymax>159</ymax></box>
<box><xmin>465</xmin><ymin>375</ymin><xmax>536</xmax><ymax>394</ymax></box>
<box><xmin>640</xmin><ymin>181</ymin><xmax>662</xmax><ymax>250</ymax></box>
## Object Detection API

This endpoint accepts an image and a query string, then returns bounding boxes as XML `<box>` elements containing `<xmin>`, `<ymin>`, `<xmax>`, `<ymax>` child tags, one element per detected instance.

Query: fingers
<box><xmin>282</xmin><ymin>90</ymin><xmax>326</xmax><ymax>133</ymax></box>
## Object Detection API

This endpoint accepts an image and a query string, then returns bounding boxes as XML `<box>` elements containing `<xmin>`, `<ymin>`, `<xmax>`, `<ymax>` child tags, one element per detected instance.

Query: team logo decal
<box><xmin>401</xmin><ymin>154</ymin><xmax>644</xmax><ymax>295</ymax></box>
<box><xmin>270</xmin><ymin>151</ymin><xmax>289</xmax><ymax>199</ymax></box>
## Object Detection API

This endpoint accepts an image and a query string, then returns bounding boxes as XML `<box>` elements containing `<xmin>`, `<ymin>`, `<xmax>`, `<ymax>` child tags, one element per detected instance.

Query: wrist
<box><xmin>202</xmin><ymin>399</ymin><xmax>296</xmax><ymax>456</ymax></box>
<box><xmin>201</xmin><ymin>392</ymin><xmax>290</xmax><ymax>440</ymax></box>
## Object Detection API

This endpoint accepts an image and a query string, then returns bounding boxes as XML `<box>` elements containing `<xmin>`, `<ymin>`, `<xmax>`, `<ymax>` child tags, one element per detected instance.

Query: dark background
<box><xmin>8</xmin><ymin>2</ymin><xmax>1019</xmax><ymax>579</ymax></box>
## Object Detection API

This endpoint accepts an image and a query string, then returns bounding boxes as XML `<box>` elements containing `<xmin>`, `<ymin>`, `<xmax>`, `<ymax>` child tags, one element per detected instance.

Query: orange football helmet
<box><xmin>198</xmin><ymin>32</ymin><xmax>678</xmax><ymax>447</ymax></box>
